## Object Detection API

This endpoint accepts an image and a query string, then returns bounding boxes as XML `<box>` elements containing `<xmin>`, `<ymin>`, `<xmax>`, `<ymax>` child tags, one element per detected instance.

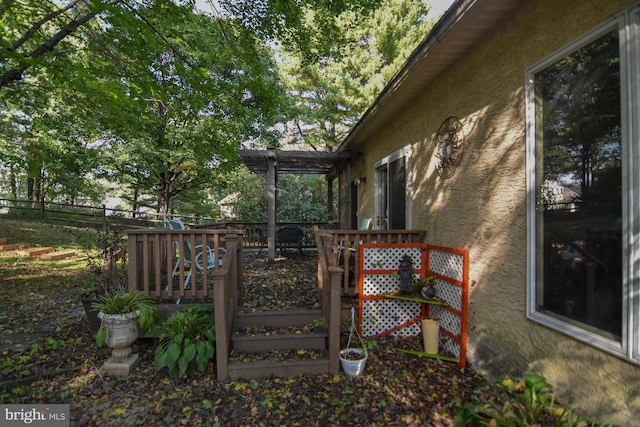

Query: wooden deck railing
<box><xmin>126</xmin><ymin>228</ymin><xmax>244</xmax><ymax>380</ymax></box>
<box><xmin>314</xmin><ymin>226</ymin><xmax>343</xmax><ymax>374</ymax></box>
<box><xmin>195</xmin><ymin>221</ymin><xmax>329</xmax><ymax>250</ymax></box>
<box><xmin>126</xmin><ymin>226</ymin><xmax>423</xmax><ymax>379</ymax></box>
<box><xmin>127</xmin><ymin>228</ymin><xmax>244</xmax><ymax>301</ymax></box>
<box><xmin>322</xmin><ymin>229</ymin><xmax>426</xmax><ymax>295</ymax></box>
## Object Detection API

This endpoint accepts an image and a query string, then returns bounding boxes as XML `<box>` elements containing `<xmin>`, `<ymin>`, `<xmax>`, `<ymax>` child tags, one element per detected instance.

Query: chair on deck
<box><xmin>277</xmin><ymin>224</ymin><xmax>304</xmax><ymax>257</ymax></box>
<box><xmin>166</xmin><ymin>218</ymin><xmax>226</xmax><ymax>293</ymax></box>
<box><xmin>338</xmin><ymin>217</ymin><xmax>373</xmax><ymax>260</ymax></box>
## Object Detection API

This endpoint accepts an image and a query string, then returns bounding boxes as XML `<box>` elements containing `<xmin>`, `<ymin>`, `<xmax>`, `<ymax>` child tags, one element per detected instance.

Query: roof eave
<box><xmin>339</xmin><ymin>0</ymin><xmax>521</xmax><ymax>152</ymax></box>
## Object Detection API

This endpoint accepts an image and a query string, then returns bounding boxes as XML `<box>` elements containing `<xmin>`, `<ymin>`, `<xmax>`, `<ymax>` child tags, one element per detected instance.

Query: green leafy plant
<box><xmin>412</xmin><ymin>275</ymin><xmax>435</xmax><ymax>293</ymax></box>
<box><xmin>92</xmin><ymin>289</ymin><xmax>158</xmax><ymax>346</ymax></box>
<box><xmin>455</xmin><ymin>372</ymin><xmax>614</xmax><ymax>427</ymax></box>
<box><xmin>154</xmin><ymin>306</ymin><xmax>216</xmax><ymax>378</ymax></box>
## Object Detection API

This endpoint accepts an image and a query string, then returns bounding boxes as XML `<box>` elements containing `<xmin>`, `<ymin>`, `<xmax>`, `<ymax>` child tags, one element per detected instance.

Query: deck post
<box><xmin>267</xmin><ymin>148</ymin><xmax>277</xmax><ymax>262</ymax></box>
<box><xmin>328</xmin><ymin>266</ymin><xmax>343</xmax><ymax>374</ymax></box>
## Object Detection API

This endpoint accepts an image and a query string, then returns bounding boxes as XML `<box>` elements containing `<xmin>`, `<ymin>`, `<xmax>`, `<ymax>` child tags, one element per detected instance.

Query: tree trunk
<box><xmin>131</xmin><ymin>187</ymin><xmax>139</xmax><ymax>218</ymax></box>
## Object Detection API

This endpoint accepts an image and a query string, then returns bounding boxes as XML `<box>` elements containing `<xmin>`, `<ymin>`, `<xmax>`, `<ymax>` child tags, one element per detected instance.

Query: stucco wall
<box><xmin>351</xmin><ymin>0</ymin><xmax>640</xmax><ymax>423</ymax></box>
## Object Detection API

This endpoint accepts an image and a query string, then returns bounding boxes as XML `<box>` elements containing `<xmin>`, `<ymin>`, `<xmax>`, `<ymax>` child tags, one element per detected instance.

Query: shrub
<box><xmin>455</xmin><ymin>372</ymin><xmax>614</xmax><ymax>427</ymax></box>
<box><xmin>154</xmin><ymin>306</ymin><xmax>215</xmax><ymax>377</ymax></box>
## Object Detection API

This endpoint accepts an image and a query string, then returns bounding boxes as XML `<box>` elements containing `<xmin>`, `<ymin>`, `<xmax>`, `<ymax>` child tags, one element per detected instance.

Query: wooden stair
<box><xmin>227</xmin><ymin>309</ymin><xmax>330</xmax><ymax>379</ymax></box>
<box><xmin>0</xmin><ymin>240</ymin><xmax>74</xmax><ymax>260</ymax></box>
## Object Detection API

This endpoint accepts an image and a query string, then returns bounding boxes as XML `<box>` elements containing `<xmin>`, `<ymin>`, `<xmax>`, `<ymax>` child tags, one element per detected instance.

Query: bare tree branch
<box><xmin>2</xmin><ymin>0</ymin><xmax>83</xmax><ymax>61</ymax></box>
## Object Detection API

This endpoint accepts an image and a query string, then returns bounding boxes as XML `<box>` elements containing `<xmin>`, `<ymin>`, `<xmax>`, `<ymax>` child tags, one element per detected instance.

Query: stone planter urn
<box><xmin>98</xmin><ymin>311</ymin><xmax>141</xmax><ymax>375</ymax></box>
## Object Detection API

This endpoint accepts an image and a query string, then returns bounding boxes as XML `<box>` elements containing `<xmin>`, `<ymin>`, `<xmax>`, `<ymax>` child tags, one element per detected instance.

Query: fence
<box><xmin>0</xmin><ymin>198</ymin><xmax>219</xmax><ymax>230</ymax></box>
<box><xmin>196</xmin><ymin>221</ymin><xmax>330</xmax><ymax>251</ymax></box>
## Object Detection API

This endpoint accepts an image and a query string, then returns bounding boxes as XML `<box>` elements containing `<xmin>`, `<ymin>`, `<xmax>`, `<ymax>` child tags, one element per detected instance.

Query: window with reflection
<box><xmin>533</xmin><ymin>29</ymin><xmax>622</xmax><ymax>340</ymax></box>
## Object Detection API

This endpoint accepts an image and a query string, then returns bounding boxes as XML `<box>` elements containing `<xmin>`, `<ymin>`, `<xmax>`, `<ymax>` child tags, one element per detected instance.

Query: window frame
<box><xmin>525</xmin><ymin>6</ymin><xmax>640</xmax><ymax>363</ymax></box>
<box><xmin>374</xmin><ymin>145</ymin><xmax>412</xmax><ymax>230</ymax></box>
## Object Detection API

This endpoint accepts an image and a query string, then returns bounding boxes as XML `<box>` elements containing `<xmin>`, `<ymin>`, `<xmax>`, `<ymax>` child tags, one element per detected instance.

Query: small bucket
<box><xmin>339</xmin><ymin>348</ymin><xmax>367</xmax><ymax>376</ymax></box>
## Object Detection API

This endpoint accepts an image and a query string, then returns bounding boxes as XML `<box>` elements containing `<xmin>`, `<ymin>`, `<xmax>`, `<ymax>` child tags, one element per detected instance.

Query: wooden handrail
<box><xmin>321</xmin><ymin>229</ymin><xmax>426</xmax><ymax>296</ymax></box>
<box><xmin>127</xmin><ymin>228</ymin><xmax>244</xmax><ymax>301</ymax></box>
<box><xmin>314</xmin><ymin>225</ymin><xmax>343</xmax><ymax>373</ymax></box>
<box><xmin>127</xmin><ymin>228</ymin><xmax>244</xmax><ymax>380</ymax></box>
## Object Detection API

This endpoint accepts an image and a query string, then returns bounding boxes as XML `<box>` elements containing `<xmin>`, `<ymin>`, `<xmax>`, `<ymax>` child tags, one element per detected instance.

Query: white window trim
<box><xmin>374</xmin><ymin>145</ymin><xmax>412</xmax><ymax>230</ymax></box>
<box><xmin>626</xmin><ymin>4</ymin><xmax>640</xmax><ymax>361</ymax></box>
<box><xmin>525</xmin><ymin>6</ymin><xmax>640</xmax><ymax>363</ymax></box>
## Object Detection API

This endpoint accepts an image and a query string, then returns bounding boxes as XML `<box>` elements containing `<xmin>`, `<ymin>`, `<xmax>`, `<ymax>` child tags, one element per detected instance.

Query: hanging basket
<box><xmin>339</xmin><ymin>348</ymin><xmax>367</xmax><ymax>376</ymax></box>
<box><xmin>340</xmin><ymin>307</ymin><xmax>368</xmax><ymax>376</ymax></box>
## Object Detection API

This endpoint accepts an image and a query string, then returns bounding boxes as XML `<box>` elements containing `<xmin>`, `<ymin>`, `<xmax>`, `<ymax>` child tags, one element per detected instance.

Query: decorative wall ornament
<box><xmin>435</xmin><ymin>116</ymin><xmax>465</xmax><ymax>178</ymax></box>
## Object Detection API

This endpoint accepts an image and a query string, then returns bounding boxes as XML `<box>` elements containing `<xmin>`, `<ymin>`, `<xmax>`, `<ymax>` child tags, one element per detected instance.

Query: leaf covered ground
<box><xmin>0</xmin><ymin>220</ymin><xmax>484</xmax><ymax>426</ymax></box>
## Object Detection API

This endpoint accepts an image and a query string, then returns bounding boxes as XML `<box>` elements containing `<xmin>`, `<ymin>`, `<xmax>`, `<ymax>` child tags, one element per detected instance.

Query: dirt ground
<box><xmin>0</xmin><ymin>249</ymin><xmax>484</xmax><ymax>426</ymax></box>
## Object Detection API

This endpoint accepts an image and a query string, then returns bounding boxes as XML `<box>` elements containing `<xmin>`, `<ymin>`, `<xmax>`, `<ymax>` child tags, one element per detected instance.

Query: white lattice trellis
<box><xmin>358</xmin><ymin>243</ymin><xmax>469</xmax><ymax>368</ymax></box>
<box><xmin>362</xmin><ymin>299</ymin><xmax>422</xmax><ymax>336</ymax></box>
<box><xmin>359</xmin><ymin>243</ymin><xmax>426</xmax><ymax>337</ymax></box>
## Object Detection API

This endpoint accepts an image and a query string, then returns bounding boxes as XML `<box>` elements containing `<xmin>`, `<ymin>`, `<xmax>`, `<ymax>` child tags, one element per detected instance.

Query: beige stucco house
<box><xmin>338</xmin><ymin>0</ymin><xmax>640</xmax><ymax>423</ymax></box>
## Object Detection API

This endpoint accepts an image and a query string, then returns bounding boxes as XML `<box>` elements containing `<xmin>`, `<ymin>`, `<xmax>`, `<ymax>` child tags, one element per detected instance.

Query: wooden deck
<box><xmin>127</xmin><ymin>226</ymin><xmax>425</xmax><ymax>379</ymax></box>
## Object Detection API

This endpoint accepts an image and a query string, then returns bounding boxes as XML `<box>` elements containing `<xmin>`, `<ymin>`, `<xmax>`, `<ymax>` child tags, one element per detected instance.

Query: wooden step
<box><xmin>236</xmin><ymin>309</ymin><xmax>324</xmax><ymax>328</ymax></box>
<box><xmin>227</xmin><ymin>358</ymin><xmax>330</xmax><ymax>380</ymax></box>
<box><xmin>0</xmin><ymin>242</ymin><xmax>31</xmax><ymax>251</ymax></box>
<box><xmin>40</xmin><ymin>251</ymin><xmax>75</xmax><ymax>260</ymax></box>
<box><xmin>18</xmin><ymin>247</ymin><xmax>54</xmax><ymax>257</ymax></box>
<box><xmin>229</xmin><ymin>308</ymin><xmax>332</xmax><ymax>379</ymax></box>
<box><xmin>232</xmin><ymin>331</ymin><xmax>327</xmax><ymax>353</ymax></box>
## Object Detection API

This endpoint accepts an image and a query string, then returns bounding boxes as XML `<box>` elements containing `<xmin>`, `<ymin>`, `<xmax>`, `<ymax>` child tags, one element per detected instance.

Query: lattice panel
<box><xmin>431</xmin><ymin>305</ymin><xmax>461</xmax><ymax>337</ymax></box>
<box><xmin>362</xmin><ymin>272</ymin><xmax>422</xmax><ymax>296</ymax></box>
<box><xmin>434</xmin><ymin>278</ymin><xmax>462</xmax><ymax>311</ymax></box>
<box><xmin>430</xmin><ymin>248</ymin><xmax>464</xmax><ymax>282</ymax></box>
<box><xmin>359</xmin><ymin>243</ymin><xmax>469</xmax><ymax>368</ymax></box>
<box><xmin>362</xmin><ymin>299</ymin><xmax>421</xmax><ymax>337</ymax></box>
<box><xmin>441</xmin><ymin>335</ymin><xmax>461</xmax><ymax>360</ymax></box>
<box><xmin>362</xmin><ymin>246</ymin><xmax>423</xmax><ymax>271</ymax></box>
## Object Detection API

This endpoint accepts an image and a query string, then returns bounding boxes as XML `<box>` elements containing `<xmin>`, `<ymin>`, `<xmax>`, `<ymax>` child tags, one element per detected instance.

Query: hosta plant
<box><xmin>154</xmin><ymin>305</ymin><xmax>216</xmax><ymax>377</ymax></box>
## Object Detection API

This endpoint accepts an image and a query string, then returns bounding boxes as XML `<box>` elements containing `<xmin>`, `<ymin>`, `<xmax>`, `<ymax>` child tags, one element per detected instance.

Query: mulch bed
<box><xmin>0</xmin><ymin>251</ymin><xmax>484</xmax><ymax>426</ymax></box>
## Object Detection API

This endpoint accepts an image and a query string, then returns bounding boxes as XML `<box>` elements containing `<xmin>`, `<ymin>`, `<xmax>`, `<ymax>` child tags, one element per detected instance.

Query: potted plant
<box><xmin>414</xmin><ymin>275</ymin><xmax>436</xmax><ymax>299</ymax></box>
<box><xmin>92</xmin><ymin>289</ymin><xmax>157</xmax><ymax>375</ymax></box>
<box><xmin>154</xmin><ymin>305</ymin><xmax>215</xmax><ymax>377</ymax></box>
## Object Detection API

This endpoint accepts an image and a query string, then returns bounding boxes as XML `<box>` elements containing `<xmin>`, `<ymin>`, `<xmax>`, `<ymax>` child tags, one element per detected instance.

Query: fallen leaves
<box><xmin>0</xmin><ymin>244</ymin><xmax>485</xmax><ymax>426</ymax></box>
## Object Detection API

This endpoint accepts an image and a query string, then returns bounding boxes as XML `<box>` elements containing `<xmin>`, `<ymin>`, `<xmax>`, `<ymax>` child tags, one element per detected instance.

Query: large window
<box><xmin>526</xmin><ymin>6</ymin><xmax>640</xmax><ymax>361</ymax></box>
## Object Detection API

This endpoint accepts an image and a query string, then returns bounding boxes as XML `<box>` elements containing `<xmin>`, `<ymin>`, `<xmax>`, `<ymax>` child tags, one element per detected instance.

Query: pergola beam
<box><xmin>238</xmin><ymin>148</ymin><xmax>353</xmax><ymax>262</ymax></box>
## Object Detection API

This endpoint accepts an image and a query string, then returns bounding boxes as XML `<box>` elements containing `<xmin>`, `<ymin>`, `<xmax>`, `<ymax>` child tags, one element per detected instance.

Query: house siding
<box><xmin>350</xmin><ymin>0</ymin><xmax>639</xmax><ymax>423</ymax></box>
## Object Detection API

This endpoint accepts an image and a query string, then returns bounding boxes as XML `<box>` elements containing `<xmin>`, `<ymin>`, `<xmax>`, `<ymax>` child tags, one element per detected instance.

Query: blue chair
<box><xmin>166</xmin><ymin>219</ymin><xmax>225</xmax><ymax>294</ymax></box>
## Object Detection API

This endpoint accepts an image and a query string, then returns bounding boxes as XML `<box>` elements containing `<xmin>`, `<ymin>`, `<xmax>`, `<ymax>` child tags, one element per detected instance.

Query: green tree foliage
<box><xmin>0</xmin><ymin>0</ymin><xmax>401</xmax><ymax>219</ymax></box>
<box><xmin>220</xmin><ymin>0</ymin><xmax>379</xmax><ymax>63</ymax></box>
<box><xmin>277</xmin><ymin>174</ymin><xmax>331</xmax><ymax>222</ymax></box>
<box><xmin>1</xmin><ymin>0</ymin><xmax>286</xmax><ymax>211</ymax></box>
<box><xmin>277</xmin><ymin>0</ymin><xmax>435</xmax><ymax>149</ymax></box>
<box><xmin>537</xmin><ymin>30</ymin><xmax>621</xmax><ymax>198</ymax></box>
<box><xmin>86</xmin><ymin>2</ymin><xmax>284</xmax><ymax>215</ymax></box>
<box><xmin>213</xmin><ymin>165</ymin><xmax>267</xmax><ymax>222</ymax></box>
<box><xmin>0</xmin><ymin>0</ymin><xmax>126</xmax><ymax>88</ymax></box>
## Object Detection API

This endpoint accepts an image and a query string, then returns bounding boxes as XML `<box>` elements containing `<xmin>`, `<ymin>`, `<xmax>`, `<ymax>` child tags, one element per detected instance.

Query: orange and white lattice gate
<box><xmin>358</xmin><ymin>243</ymin><xmax>469</xmax><ymax>368</ymax></box>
